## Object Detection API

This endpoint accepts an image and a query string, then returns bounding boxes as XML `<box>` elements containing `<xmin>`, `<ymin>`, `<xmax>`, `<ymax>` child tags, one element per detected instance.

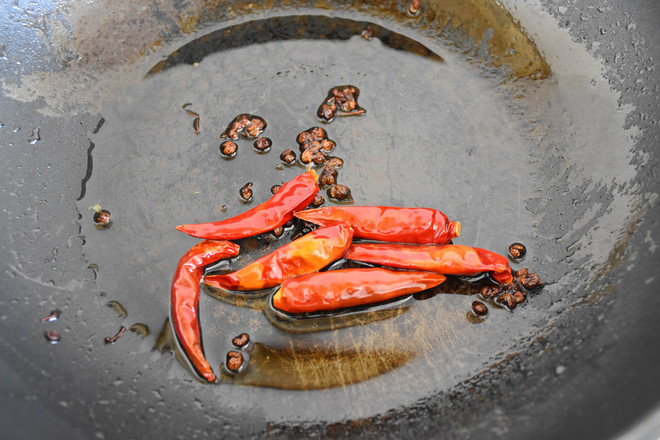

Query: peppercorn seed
<box><xmin>311</xmin><ymin>194</ymin><xmax>325</xmax><ymax>207</ymax></box>
<box><xmin>239</xmin><ymin>182</ymin><xmax>253</xmax><ymax>202</ymax></box>
<box><xmin>226</xmin><ymin>351</ymin><xmax>243</xmax><ymax>372</ymax></box>
<box><xmin>232</xmin><ymin>333</ymin><xmax>250</xmax><ymax>348</ymax></box>
<box><xmin>471</xmin><ymin>301</ymin><xmax>488</xmax><ymax>316</ymax></box>
<box><xmin>220</xmin><ymin>141</ymin><xmax>238</xmax><ymax>158</ymax></box>
<box><xmin>508</xmin><ymin>242</ymin><xmax>527</xmax><ymax>259</ymax></box>
<box><xmin>280</xmin><ymin>149</ymin><xmax>296</xmax><ymax>164</ymax></box>
<box><xmin>253</xmin><ymin>137</ymin><xmax>272</xmax><ymax>153</ymax></box>
<box><xmin>327</xmin><ymin>184</ymin><xmax>353</xmax><ymax>202</ymax></box>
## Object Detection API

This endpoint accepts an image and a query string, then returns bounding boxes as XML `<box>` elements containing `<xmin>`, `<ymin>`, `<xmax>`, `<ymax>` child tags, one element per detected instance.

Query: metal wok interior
<box><xmin>1</xmin><ymin>0</ymin><xmax>659</xmax><ymax>438</ymax></box>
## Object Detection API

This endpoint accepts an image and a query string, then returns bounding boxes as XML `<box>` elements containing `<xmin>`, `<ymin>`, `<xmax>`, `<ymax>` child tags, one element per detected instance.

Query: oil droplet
<box><xmin>28</xmin><ymin>127</ymin><xmax>40</xmax><ymax>144</ymax></box>
<box><xmin>152</xmin><ymin>319</ymin><xmax>174</xmax><ymax>354</ymax></box>
<box><xmin>106</xmin><ymin>301</ymin><xmax>127</xmax><ymax>319</ymax></box>
<box><xmin>222</xmin><ymin>342</ymin><xmax>415</xmax><ymax>389</ymax></box>
<box><xmin>466</xmin><ymin>311</ymin><xmax>485</xmax><ymax>323</ymax></box>
<box><xmin>129</xmin><ymin>323</ymin><xmax>149</xmax><ymax>338</ymax></box>
<box><xmin>87</xmin><ymin>263</ymin><xmax>98</xmax><ymax>279</ymax></box>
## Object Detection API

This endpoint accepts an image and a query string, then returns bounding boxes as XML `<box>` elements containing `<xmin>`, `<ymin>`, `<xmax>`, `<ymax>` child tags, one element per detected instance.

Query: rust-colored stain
<box><xmin>152</xmin><ymin>0</ymin><xmax>549</xmax><ymax>79</ymax></box>
<box><xmin>223</xmin><ymin>342</ymin><xmax>416</xmax><ymax>390</ymax></box>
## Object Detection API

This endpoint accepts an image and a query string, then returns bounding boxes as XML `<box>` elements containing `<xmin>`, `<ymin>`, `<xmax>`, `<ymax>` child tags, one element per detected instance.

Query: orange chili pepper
<box><xmin>171</xmin><ymin>240</ymin><xmax>240</xmax><ymax>383</ymax></box>
<box><xmin>272</xmin><ymin>268</ymin><xmax>446</xmax><ymax>314</ymax></box>
<box><xmin>294</xmin><ymin>206</ymin><xmax>460</xmax><ymax>244</ymax></box>
<box><xmin>177</xmin><ymin>170</ymin><xmax>319</xmax><ymax>240</ymax></box>
<box><xmin>344</xmin><ymin>243</ymin><xmax>514</xmax><ymax>285</ymax></box>
<box><xmin>204</xmin><ymin>224</ymin><xmax>353</xmax><ymax>291</ymax></box>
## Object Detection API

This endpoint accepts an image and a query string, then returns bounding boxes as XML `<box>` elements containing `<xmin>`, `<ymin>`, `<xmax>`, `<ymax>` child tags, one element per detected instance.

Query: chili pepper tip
<box><xmin>307</xmin><ymin>168</ymin><xmax>319</xmax><ymax>183</ymax></box>
<box><xmin>204</xmin><ymin>373</ymin><xmax>217</xmax><ymax>383</ymax></box>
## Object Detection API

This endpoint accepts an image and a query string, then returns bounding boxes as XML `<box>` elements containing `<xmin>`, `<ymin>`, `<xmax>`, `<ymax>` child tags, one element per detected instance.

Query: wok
<box><xmin>1</xmin><ymin>0</ymin><xmax>659</xmax><ymax>438</ymax></box>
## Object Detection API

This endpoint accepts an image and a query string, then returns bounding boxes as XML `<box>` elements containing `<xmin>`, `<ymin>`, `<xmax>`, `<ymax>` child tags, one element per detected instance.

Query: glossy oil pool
<box><xmin>78</xmin><ymin>12</ymin><xmax>626</xmax><ymax>424</ymax></box>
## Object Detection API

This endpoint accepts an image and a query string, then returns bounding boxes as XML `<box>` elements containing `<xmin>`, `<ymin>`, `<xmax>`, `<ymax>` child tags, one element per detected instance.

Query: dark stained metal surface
<box><xmin>1</xmin><ymin>0</ymin><xmax>659</xmax><ymax>439</ymax></box>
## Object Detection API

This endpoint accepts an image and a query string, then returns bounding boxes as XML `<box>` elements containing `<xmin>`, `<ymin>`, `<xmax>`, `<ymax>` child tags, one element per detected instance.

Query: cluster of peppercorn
<box><xmin>225</xmin><ymin>332</ymin><xmax>252</xmax><ymax>375</ymax></box>
<box><xmin>295</xmin><ymin>126</ymin><xmax>336</xmax><ymax>166</ymax></box>
<box><xmin>296</xmin><ymin>126</ymin><xmax>352</xmax><ymax>203</ymax></box>
<box><xmin>221</xmin><ymin>113</ymin><xmax>267</xmax><ymax>140</ymax></box>
<box><xmin>317</xmin><ymin>85</ymin><xmax>366</xmax><ymax>122</ymax></box>
<box><xmin>219</xmin><ymin>113</ymin><xmax>270</xmax><ymax>159</ymax></box>
<box><xmin>469</xmin><ymin>243</ymin><xmax>542</xmax><ymax>321</ymax></box>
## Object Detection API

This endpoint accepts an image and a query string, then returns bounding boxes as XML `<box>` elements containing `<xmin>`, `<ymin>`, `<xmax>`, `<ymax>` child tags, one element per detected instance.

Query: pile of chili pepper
<box><xmin>171</xmin><ymin>169</ymin><xmax>541</xmax><ymax>382</ymax></box>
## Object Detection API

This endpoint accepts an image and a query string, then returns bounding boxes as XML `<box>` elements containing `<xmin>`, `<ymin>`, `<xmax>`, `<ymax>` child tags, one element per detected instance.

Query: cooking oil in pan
<box><xmin>79</xmin><ymin>13</ymin><xmax>551</xmax><ymax>422</ymax></box>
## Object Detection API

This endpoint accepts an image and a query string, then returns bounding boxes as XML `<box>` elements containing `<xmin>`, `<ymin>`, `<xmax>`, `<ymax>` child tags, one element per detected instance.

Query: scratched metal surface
<box><xmin>1</xmin><ymin>1</ymin><xmax>659</xmax><ymax>439</ymax></box>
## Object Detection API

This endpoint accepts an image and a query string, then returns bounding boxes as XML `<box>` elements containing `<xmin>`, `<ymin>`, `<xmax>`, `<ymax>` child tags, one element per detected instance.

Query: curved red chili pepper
<box><xmin>171</xmin><ymin>240</ymin><xmax>240</xmax><ymax>383</ymax></box>
<box><xmin>294</xmin><ymin>206</ymin><xmax>460</xmax><ymax>244</ymax></box>
<box><xmin>204</xmin><ymin>224</ymin><xmax>353</xmax><ymax>291</ymax></box>
<box><xmin>272</xmin><ymin>268</ymin><xmax>446</xmax><ymax>314</ymax></box>
<box><xmin>177</xmin><ymin>170</ymin><xmax>319</xmax><ymax>240</ymax></box>
<box><xmin>344</xmin><ymin>243</ymin><xmax>514</xmax><ymax>285</ymax></box>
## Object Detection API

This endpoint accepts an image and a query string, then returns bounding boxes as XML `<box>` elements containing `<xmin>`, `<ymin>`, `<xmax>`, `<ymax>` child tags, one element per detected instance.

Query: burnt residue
<box><xmin>77</xmin><ymin>117</ymin><xmax>105</xmax><ymax>201</ymax></box>
<box><xmin>129</xmin><ymin>323</ymin><xmax>149</xmax><ymax>338</ymax></box>
<box><xmin>146</xmin><ymin>15</ymin><xmax>444</xmax><ymax>76</ymax></box>
<box><xmin>106</xmin><ymin>300</ymin><xmax>127</xmax><ymax>319</ymax></box>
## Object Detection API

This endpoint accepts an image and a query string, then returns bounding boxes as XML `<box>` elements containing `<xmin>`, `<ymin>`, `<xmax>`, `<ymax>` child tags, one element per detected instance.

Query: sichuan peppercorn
<box><xmin>319</xmin><ymin>166</ymin><xmax>338</xmax><ymax>187</ymax></box>
<box><xmin>220</xmin><ymin>141</ymin><xmax>238</xmax><ymax>158</ymax></box>
<box><xmin>226</xmin><ymin>351</ymin><xmax>244</xmax><ymax>372</ymax></box>
<box><xmin>239</xmin><ymin>182</ymin><xmax>254</xmax><ymax>202</ymax></box>
<box><xmin>253</xmin><ymin>137</ymin><xmax>272</xmax><ymax>153</ymax></box>
<box><xmin>508</xmin><ymin>242</ymin><xmax>527</xmax><ymax>259</ymax></box>
<box><xmin>280</xmin><ymin>149</ymin><xmax>296</xmax><ymax>164</ymax></box>
<box><xmin>326</xmin><ymin>157</ymin><xmax>343</xmax><ymax>169</ymax></box>
<box><xmin>516</xmin><ymin>268</ymin><xmax>542</xmax><ymax>290</ymax></box>
<box><xmin>232</xmin><ymin>333</ymin><xmax>250</xmax><ymax>348</ymax></box>
<box><xmin>327</xmin><ymin>184</ymin><xmax>353</xmax><ymax>202</ymax></box>
<box><xmin>472</xmin><ymin>301</ymin><xmax>488</xmax><ymax>316</ymax></box>
<box><xmin>311</xmin><ymin>194</ymin><xmax>325</xmax><ymax>207</ymax></box>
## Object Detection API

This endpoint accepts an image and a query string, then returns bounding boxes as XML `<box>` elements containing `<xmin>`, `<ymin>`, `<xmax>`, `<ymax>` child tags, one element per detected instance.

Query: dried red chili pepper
<box><xmin>344</xmin><ymin>243</ymin><xmax>514</xmax><ymax>285</ymax></box>
<box><xmin>272</xmin><ymin>268</ymin><xmax>446</xmax><ymax>314</ymax></box>
<box><xmin>204</xmin><ymin>224</ymin><xmax>353</xmax><ymax>291</ymax></box>
<box><xmin>295</xmin><ymin>206</ymin><xmax>460</xmax><ymax>244</ymax></box>
<box><xmin>177</xmin><ymin>170</ymin><xmax>319</xmax><ymax>240</ymax></box>
<box><xmin>171</xmin><ymin>240</ymin><xmax>240</xmax><ymax>383</ymax></box>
